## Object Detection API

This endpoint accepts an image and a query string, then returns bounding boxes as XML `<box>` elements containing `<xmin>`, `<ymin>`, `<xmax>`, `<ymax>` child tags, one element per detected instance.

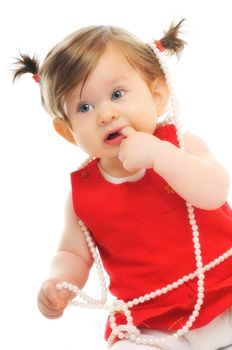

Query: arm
<box><xmin>119</xmin><ymin>128</ymin><xmax>230</xmax><ymax>210</ymax></box>
<box><xmin>38</xmin><ymin>191</ymin><xmax>93</xmax><ymax>319</ymax></box>
<box><xmin>153</xmin><ymin>131</ymin><xmax>230</xmax><ymax>209</ymax></box>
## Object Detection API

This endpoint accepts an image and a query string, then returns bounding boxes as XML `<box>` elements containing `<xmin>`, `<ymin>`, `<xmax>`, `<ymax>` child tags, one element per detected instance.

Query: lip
<box><xmin>104</xmin><ymin>127</ymin><xmax>122</xmax><ymax>141</ymax></box>
<box><xmin>104</xmin><ymin>127</ymin><xmax>125</xmax><ymax>145</ymax></box>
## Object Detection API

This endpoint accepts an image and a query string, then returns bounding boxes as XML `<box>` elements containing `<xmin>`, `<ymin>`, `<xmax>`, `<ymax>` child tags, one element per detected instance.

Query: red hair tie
<box><xmin>155</xmin><ymin>40</ymin><xmax>165</xmax><ymax>52</ymax></box>
<box><xmin>32</xmin><ymin>73</ymin><xmax>40</xmax><ymax>83</ymax></box>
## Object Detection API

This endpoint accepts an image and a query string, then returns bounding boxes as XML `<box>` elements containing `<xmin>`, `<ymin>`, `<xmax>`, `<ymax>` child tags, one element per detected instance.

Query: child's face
<box><xmin>66</xmin><ymin>44</ymin><xmax>167</xmax><ymax>161</ymax></box>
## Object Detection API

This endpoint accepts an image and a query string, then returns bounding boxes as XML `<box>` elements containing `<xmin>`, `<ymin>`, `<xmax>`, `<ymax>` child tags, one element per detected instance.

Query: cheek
<box><xmin>136</xmin><ymin>106</ymin><xmax>158</xmax><ymax>132</ymax></box>
<box><xmin>73</xmin><ymin>129</ymin><xmax>98</xmax><ymax>155</ymax></box>
<box><xmin>71</xmin><ymin>127</ymin><xmax>86</xmax><ymax>149</ymax></box>
<box><xmin>74</xmin><ymin>132</ymin><xmax>87</xmax><ymax>149</ymax></box>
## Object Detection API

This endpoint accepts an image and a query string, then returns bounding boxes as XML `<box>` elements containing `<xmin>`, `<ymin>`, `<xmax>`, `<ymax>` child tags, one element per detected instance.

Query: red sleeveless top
<box><xmin>71</xmin><ymin>124</ymin><xmax>232</xmax><ymax>338</ymax></box>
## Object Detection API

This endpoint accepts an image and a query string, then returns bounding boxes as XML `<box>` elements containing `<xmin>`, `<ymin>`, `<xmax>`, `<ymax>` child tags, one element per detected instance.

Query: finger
<box><xmin>38</xmin><ymin>297</ymin><xmax>63</xmax><ymax>318</ymax></box>
<box><xmin>57</xmin><ymin>288</ymin><xmax>74</xmax><ymax>307</ymax></box>
<box><xmin>38</xmin><ymin>287</ymin><xmax>72</xmax><ymax>318</ymax></box>
<box><xmin>122</xmin><ymin>160</ymin><xmax>139</xmax><ymax>173</ymax></box>
<box><xmin>120</xmin><ymin>126</ymin><xmax>136</xmax><ymax>137</ymax></box>
<box><xmin>43</xmin><ymin>281</ymin><xmax>60</xmax><ymax>306</ymax></box>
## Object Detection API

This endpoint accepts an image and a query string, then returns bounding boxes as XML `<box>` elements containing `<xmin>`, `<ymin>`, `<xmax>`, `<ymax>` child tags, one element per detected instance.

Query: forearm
<box><xmin>49</xmin><ymin>250</ymin><xmax>92</xmax><ymax>288</ymax></box>
<box><xmin>153</xmin><ymin>140</ymin><xmax>230</xmax><ymax>209</ymax></box>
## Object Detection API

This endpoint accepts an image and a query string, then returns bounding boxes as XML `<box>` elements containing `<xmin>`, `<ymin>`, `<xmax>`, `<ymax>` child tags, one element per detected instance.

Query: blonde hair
<box><xmin>13</xmin><ymin>21</ymin><xmax>186</xmax><ymax>125</ymax></box>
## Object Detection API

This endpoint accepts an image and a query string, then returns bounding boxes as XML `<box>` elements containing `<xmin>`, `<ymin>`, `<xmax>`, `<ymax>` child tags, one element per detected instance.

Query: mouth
<box><xmin>107</xmin><ymin>131</ymin><xmax>121</xmax><ymax>140</ymax></box>
<box><xmin>104</xmin><ymin>129</ymin><xmax>125</xmax><ymax>145</ymax></box>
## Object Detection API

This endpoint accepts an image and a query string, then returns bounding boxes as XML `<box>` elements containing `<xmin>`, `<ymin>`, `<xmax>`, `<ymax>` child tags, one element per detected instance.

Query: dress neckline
<box><xmin>97</xmin><ymin>162</ymin><xmax>146</xmax><ymax>184</ymax></box>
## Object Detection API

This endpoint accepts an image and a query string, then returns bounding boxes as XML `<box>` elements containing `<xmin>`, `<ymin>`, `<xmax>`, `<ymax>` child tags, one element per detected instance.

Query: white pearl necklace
<box><xmin>56</xmin><ymin>222</ymin><xmax>232</xmax><ymax>348</ymax></box>
<box><xmin>56</xmin><ymin>44</ymin><xmax>232</xmax><ymax>348</ymax></box>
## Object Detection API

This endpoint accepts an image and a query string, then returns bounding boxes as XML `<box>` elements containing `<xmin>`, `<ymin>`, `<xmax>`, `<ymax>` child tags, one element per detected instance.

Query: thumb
<box><xmin>120</xmin><ymin>126</ymin><xmax>136</xmax><ymax>137</ymax></box>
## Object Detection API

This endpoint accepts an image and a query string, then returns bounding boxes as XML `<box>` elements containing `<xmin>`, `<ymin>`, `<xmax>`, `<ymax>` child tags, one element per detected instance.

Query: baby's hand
<box><xmin>119</xmin><ymin>127</ymin><xmax>158</xmax><ymax>172</ymax></box>
<box><xmin>37</xmin><ymin>279</ymin><xmax>74</xmax><ymax>319</ymax></box>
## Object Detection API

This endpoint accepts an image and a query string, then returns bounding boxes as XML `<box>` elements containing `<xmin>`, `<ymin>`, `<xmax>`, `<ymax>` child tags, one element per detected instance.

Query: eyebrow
<box><xmin>109</xmin><ymin>76</ymin><xmax>128</xmax><ymax>85</ymax></box>
<box><xmin>71</xmin><ymin>76</ymin><xmax>129</xmax><ymax>103</ymax></box>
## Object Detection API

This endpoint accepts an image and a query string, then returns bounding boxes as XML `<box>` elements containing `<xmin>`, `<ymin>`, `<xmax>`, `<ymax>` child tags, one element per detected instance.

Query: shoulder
<box><xmin>157</xmin><ymin>124</ymin><xmax>214</xmax><ymax>157</ymax></box>
<box><xmin>183</xmin><ymin>131</ymin><xmax>215</xmax><ymax>159</ymax></box>
<box><xmin>183</xmin><ymin>132</ymin><xmax>230</xmax><ymax>182</ymax></box>
<box><xmin>71</xmin><ymin>158</ymin><xmax>97</xmax><ymax>180</ymax></box>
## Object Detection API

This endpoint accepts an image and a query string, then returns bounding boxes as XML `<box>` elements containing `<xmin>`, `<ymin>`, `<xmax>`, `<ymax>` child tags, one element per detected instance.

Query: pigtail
<box><xmin>12</xmin><ymin>53</ymin><xmax>40</xmax><ymax>83</ymax></box>
<box><xmin>159</xmin><ymin>19</ymin><xmax>186</xmax><ymax>57</ymax></box>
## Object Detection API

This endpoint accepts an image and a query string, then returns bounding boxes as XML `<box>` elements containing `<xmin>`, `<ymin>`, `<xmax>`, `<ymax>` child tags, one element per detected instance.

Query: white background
<box><xmin>1</xmin><ymin>0</ymin><xmax>232</xmax><ymax>349</ymax></box>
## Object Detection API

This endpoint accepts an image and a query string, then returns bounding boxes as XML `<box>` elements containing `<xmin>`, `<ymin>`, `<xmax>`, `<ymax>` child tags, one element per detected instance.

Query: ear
<box><xmin>151</xmin><ymin>78</ymin><xmax>169</xmax><ymax>116</ymax></box>
<box><xmin>53</xmin><ymin>118</ymin><xmax>76</xmax><ymax>145</ymax></box>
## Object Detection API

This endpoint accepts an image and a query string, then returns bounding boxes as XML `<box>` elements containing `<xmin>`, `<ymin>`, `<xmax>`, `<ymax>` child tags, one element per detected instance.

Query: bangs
<box><xmin>39</xmin><ymin>25</ymin><xmax>163</xmax><ymax>122</ymax></box>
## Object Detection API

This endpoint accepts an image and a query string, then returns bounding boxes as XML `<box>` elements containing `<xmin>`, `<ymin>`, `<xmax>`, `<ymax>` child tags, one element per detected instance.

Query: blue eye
<box><xmin>112</xmin><ymin>90</ymin><xmax>124</xmax><ymax>100</ymax></box>
<box><xmin>78</xmin><ymin>103</ymin><xmax>93</xmax><ymax>113</ymax></box>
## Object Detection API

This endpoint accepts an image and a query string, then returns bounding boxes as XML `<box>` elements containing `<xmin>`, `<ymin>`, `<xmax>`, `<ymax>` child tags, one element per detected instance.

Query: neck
<box><xmin>99</xmin><ymin>157</ymin><xmax>137</xmax><ymax>178</ymax></box>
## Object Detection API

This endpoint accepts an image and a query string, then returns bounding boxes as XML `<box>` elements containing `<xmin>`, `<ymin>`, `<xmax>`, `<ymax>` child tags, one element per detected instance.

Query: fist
<box><xmin>119</xmin><ymin>127</ymin><xmax>158</xmax><ymax>172</ymax></box>
<box><xmin>37</xmin><ymin>279</ymin><xmax>74</xmax><ymax>319</ymax></box>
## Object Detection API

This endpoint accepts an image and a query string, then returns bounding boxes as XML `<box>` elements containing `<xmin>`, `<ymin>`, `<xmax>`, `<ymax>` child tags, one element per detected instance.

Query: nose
<box><xmin>98</xmin><ymin>104</ymin><xmax>119</xmax><ymax>125</ymax></box>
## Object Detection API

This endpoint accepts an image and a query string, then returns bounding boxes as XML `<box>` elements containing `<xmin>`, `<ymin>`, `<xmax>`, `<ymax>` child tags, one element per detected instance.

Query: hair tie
<box><xmin>32</xmin><ymin>73</ymin><xmax>40</xmax><ymax>83</ymax></box>
<box><xmin>155</xmin><ymin>40</ymin><xmax>165</xmax><ymax>52</ymax></box>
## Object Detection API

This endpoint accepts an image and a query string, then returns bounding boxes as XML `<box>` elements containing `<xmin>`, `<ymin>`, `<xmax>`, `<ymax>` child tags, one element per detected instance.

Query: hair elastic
<box><xmin>155</xmin><ymin>40</ymin><xmax>166</xmax><ymax>52</ymax></box>
<box><xmin>32</xmin><ymin>73</ymin><xmax>40</xmax><ymax>83</ymax></box>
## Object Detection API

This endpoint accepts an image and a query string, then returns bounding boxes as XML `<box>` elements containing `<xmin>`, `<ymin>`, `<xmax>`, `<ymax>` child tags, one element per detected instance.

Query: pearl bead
<box><xmin>144</xmin><ymin>294</ymin><xmax>151</xmax><ymax>301</ymax></box>
<box><xmin>198</xmin><ymin>286</ymin><xmax>204</xmax><ymax>293</ymax></box>
<box><xmin>135</xmin><ymin>337</ymin><xmax>142</xmax><ymax>344</ymax></box>
<box><xmin>129</xmin><ymin>334</ymin><xmax>136</xmax><ymax>341</ymax></box>
<box><xmin>209</xmin><ymin>261</ymin><xmax>216</xmax><ymax>268</ymax></box>
<box><xmin>193</xmin><ymin>310</ymin><xmax>199</xmax><ymax>317</ymax></box>
<box><xmin>197</xmin><ymin>299</ymin><xmax>204</xmax><ymax>306</ymax></box>
<box><xmin>197</xmin><ymin>262</ymin><xmax>203</xmax><ymax>268</ymax></box>
<box><xmin>141</xmin><ymin>337</ymin><xmax>148</xmax><ymax>345</ymax></box>
<box><xmin>118</xmin><ymin>332</ymin><xmax>124</xmax><ymax>339</ymax></box>
<box><xmin>197</xmin><ymin>280</ymin><xmax>204</xmax><ymax>286</ymax></box>
<box><xmin>186</xmin><ymin>321</ymin><xmax>192</xmax><ymax>328</ymax></box>
<box><xmin>189</xmin><ymin>315</ymin><xmax>196</xmax><ymax>322</ymax></box>
<box><xmin>177</xmin><ymin>329</ymin><xmax>184</xmax><ymax>336</ymax></box>
<box><xmin>182</xmin><ymin>326</ymin><xmax>189</xmax><ymax>333</ymax></box>
<box><xmin>195</xmin><ymin>304</ymin><xmax>201</xmax><ymax>311</ymax></box>
<box><xmin>172</xmin><ymin>282</ymin><xmax>179</xmax><ymax>289</ymax></box>
<box><xmin>189</xmin><ymin>273</ymin><xmax>195</xmax><ymax>280</ymax></box>
<box><xmin>198</xmin><ymin>273</ymin><xmax>205</xmax><ymax>280</ymax></box>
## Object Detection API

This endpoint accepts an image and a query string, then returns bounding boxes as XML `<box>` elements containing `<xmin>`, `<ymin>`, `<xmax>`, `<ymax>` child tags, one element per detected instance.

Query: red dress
<box><xmin>71</xmin><ymin>124</ymin><xmax>232</xmax><ymax>339</ymax></box>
